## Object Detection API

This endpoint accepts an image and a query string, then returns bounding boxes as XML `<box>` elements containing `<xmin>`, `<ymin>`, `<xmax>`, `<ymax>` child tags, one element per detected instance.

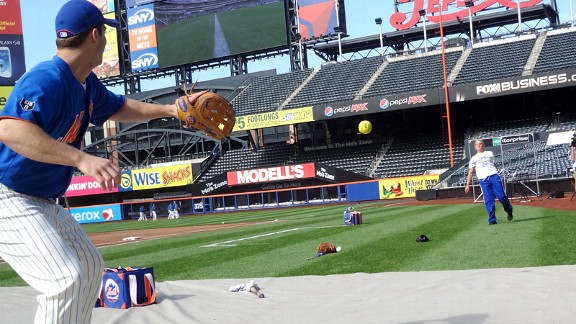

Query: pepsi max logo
<box><xmin>379</xmin><ymin>98</ymin><xmax>389</xmax><ymax>109</ymax></box>
<box><xmin>324</xmin><ymin>106</ymin><xmax>334</xmax><ymax>117</ymax></box>
<box><xmin>19</xmin><ymin>99</ymin><xmax>35</xmax><ymax>111</ymax></box>
<box><xmin>177</xmin><ymin>98</ymin><xmax>188</xmax><ymax>113</ymax></box>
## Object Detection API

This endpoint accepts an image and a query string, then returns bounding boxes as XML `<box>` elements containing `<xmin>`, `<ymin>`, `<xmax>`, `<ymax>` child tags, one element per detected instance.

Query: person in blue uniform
<box><xmin>0</xmin><ymin>1</ymin><xmax>206</xmax><ymax>323</ymax></box>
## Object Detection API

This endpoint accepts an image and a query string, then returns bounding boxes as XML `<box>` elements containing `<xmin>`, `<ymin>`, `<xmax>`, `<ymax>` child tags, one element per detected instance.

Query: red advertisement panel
<box><xmin>0</xmin><ymin>0</ymin><xmax>23</xmax><ymax>35</ymax></box>
<box><xmin>66</xmin><ymin>175</ymin><xmax>119</xmax><ymax>197</ymax></box>
<box><xmin>227</xmin><ymin>163</ymin><xmax>316</xmax><ymax>186</ymax></box>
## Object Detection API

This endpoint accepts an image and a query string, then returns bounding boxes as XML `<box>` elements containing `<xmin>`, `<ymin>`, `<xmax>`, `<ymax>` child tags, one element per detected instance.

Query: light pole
<box><xmin>438</xmin><ymin>0</ymin><xmax>454</xmax><ymax>167</ymax></box>
<box><xmin>465</xmin><ymin>0</ymin><xmax>474</xmax><ymax>47</ymax></box>
<box><xmin>571</xmin><ymin>0</ymin><xmax>574</xmax><ymax>27</ymax></box>
<box><xmin>419</xmin><ymin>9</ymin><xmax>427</xmax><ymax>52</ymax></box>
<box><xmin>295</xmin><ymin>33</ymin><xmax>304</xmax><ymax>70</ymax></box>
<box><xmin>334</xmin><ymin>26</ymin><xmax>343</xmax><ymax>62</ymax></box>
<box><xmin>375</xmin><ymin>17</ymin><xmax>383</xmax><ymax>56</ymax></box>
<box><xmin>516</xmin><ymin>0</ymin><xmax>522</xmax><ymax>34</ymax></box>
<box><xmin>335</xmin><ymin>0</ymin><xmax>342</xmax><ymax>62</ymax></box>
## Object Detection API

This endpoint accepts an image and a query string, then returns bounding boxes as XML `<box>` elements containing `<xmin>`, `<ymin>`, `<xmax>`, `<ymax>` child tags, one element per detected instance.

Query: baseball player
<box><xmin>0</xmin><ymin>1</ymin><xmax>207</xmax><ymax>323</ymax></box>
<box><xmin>173</xmin><ymin>200</ymin><xmax>180</xmax><ymax>219</ymax></box>
<box><xmin>465</xmin><ymin>139</ymin><xmax>514</xmax><ymax>225</ymax></box>
<box><xmin>151</xmin><ymin>202</ymin><xmax>157</xmax><ymax>221</ymax></box>
<box><xmin>138</xmin><ymin>205</ymin><xmax>147</xmax><ymax>221</ymax></box>
<box><xmin>167</xmin><ymin>201</ymin><xmax>175</xmax><ymax>219</ymax></box>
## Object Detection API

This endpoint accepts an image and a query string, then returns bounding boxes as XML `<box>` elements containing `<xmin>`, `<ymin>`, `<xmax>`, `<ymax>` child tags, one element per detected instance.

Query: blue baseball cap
<box><xmin>55</xmin><ymin>0</ymin><xmax>120</xmax><ymax>38</ymax></box>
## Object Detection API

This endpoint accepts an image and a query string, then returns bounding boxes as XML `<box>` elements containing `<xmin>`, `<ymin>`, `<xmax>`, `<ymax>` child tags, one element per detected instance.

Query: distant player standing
<box><xmin>173</xmin><ymin>200</ymin><xmax>180</xmax><ymax>219</ymax></box>
<box><xmin>465</xmin><ymin>140</ymin><xmax>514</xmax><ymax>225</ymax></box>
<box><xmin>167</xmin><ymin>201</ymin><xmax>175</xmax><ymax>219</ymax></box>
<box><xmin>138</xmin><ymin>205</ymin><xmax>147</xmax><ymax>221</ymax></box>
<box><xmin>151</xmin><ymin>202</ymin><xmax>157</xmax><ymax>221</ymax></box>
<box><xmin>0</xmin><ymin>1</ymin><xmax>206</xmax><ymax>323</ymax></box>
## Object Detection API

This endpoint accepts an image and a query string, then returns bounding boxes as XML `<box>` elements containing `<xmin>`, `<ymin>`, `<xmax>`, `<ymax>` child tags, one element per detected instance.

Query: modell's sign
<box><xmin>227</xmin><ymin>163</ymin><xmax>316</xmax><ymax>185</ymax></box>
<box><xmin>391</xmin><ymin>0</ymin><xmax>542</xmax><ymax>30</ymax></box>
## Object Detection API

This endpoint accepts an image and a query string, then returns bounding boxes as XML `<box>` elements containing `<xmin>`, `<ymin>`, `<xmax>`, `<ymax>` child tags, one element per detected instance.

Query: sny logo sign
<box><xmin>132</xmin><ymin>53</ymin><xmax>158</xmax><ymax>69</ymax></box>
<box><xmin>128</xmin><ymin>8</ymin><xmax>155</xmax><ymax>25</ymax></box>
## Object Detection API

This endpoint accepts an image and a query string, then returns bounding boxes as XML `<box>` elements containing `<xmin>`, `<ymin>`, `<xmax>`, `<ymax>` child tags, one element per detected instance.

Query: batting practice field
<box><xmin>1</xmin><ymin>198</ymin><xmax>575</xmax><ymax>323</ymax></box>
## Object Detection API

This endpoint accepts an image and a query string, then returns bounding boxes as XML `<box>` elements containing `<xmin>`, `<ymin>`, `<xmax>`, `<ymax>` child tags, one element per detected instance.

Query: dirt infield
<box><xmin>89</xmin><ymin>221</ymin><xmax>266</xmax><ymax>248</ymax></box>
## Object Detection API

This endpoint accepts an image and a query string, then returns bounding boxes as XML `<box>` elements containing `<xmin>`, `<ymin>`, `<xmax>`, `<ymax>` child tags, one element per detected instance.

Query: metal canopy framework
<box><xmin>311</xmin><ymin>4</ymin><xmax>558</xmax><ymax>61</ymax></box>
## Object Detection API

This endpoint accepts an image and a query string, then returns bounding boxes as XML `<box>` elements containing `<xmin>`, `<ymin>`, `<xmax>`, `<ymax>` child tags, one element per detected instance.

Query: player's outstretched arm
<box><xmin>464</xmin><ymin>167</ymin><xmax>475</xmax><ymax>194</ymax></box>
<box><xmin>0</xmin><ymin>118</ymin><xmax>120</xmax><ymax>190</ymax></box>
<box><xmin>108</xmin><ymin>93</ymin><xmax>205</xmax><ymax>123</ymax></box>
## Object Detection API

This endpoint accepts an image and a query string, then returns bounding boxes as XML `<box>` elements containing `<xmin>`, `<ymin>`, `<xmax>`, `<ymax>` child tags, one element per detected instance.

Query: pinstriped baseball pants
<box><xmin>0</xmin><ymin>185</ymin><xmax>103</xmax><ymax>324</ymax></box>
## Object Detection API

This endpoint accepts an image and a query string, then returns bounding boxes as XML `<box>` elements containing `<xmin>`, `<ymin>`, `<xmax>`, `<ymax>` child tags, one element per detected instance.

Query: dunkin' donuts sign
<box><xmin>227</xmin><ymin>163</ymin><xmax>316</xmax><ymax>185</ymax></box>
<box><xmin>390</xmin><ymin>0</ymin><xmax>542</xmax><ymax>30</ymax></box>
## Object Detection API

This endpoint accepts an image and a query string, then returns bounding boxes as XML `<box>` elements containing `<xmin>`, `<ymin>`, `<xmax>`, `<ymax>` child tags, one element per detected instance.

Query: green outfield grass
<box><xmin>157</xmin><ymin>14</ymin><xmax>215</xmax><ymax>67</ymax></box>
<box><xmin>217</xmin><ymin>2</ymin><xmax>287</xmax><ymax>54</ymax></box>
<box><xmin>1</xmin><ymin>202</ymin><xmax>575</xmax><ymax>287</ymax></box>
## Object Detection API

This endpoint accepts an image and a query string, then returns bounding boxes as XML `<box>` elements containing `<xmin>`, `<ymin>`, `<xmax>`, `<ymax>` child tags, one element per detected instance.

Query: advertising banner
<box><xmin>233</xmin><ymin>106</ymin><xmax>314</xmax><ymax>132</ymax></box>
<box><xmin>88</xmin><ymin>0</ymin><xmax>115</xmax><ymax>14</ymax></box>
<box><xmin>0</xmin><ymin>0</ymin><xmax>26</xmax><ymax>86</ymax></box>
<box><xmin>378</xmin><ymin>175</ymin><xmax>439</xmax><ymax>200</ymax></box>
<box><xmin>128</xmin><ymin>4</ymin><xmax>159</xmax><ymax>72</ymax></box>
<box><xmin>120</xmin><ymin>164</ymin><xmax>193</xmax><ymax>191</ymax></box>
<box><xmin>451</xmin><ymin>69</ymin><xmax>576</xmax><ymax>102</ymax></box>
<box><xmin>313</xmin><ymin>89</ymin><xmax>440</xmax><ymax>121</ymax></box>
<box><xmin>0</xmin><ymin>85</ymin><xmax>12</xmax><ymax>111</ymax></box>
<box><xmin>227</xmin><ymin>163</ymin><xmax>316</xmax><ymax>186</ymax></box>
<box><xmin>192</xmin><ymin>173</ymin><xmax>228</xmax><ymax>196</ymax></box>
<box><xmin>92</xmin><ymin>12</ymin><xmax>120</xmax><ymax>79</ymax></box>
<box><xmin>66</xmin><ymin>175</ymin><xmax>119</xmax><ymax>197</ymax></box>
<box><xmin>0</xmin><ymin>0</ymin><xmax>23</xmax><ymax>35</ymax></box>
<box><xmin>0</xmin><ymin>34</ymin><xmax>25</xmax><ymax>85</ymax></box>
<box><xmin>70</xmin><ymin>204</ymin><xmax>123</xmax><ymax>224</ymax></box>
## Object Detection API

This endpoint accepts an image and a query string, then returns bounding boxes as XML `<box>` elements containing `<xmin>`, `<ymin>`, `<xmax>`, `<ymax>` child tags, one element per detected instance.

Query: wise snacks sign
<box><xmin>227</xmin><ymin>163</ymin><xmax>316</xmax><ymax>185</ymax></box>
<box><xmin>120</xmin><ymin>164</ymin><xmax>193</xmax><ymax>191</ymax></box>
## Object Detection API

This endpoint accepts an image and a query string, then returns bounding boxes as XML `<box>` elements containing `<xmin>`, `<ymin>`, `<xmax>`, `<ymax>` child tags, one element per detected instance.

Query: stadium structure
<box><xmin>70</xmin><ymin>0</ymin><xmax>576</xmax><ymax>216</ymax></box>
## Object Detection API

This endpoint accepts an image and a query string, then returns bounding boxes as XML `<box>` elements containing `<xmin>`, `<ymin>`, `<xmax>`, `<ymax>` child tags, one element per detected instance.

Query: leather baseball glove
<box><xmin>317</xmin><ymin>243</ymin><xmax>337</xmax><ymax>254</ymax></box>
<box><xmin>175</xmin><ymin>84</ymin><xmax>235</xmax><ymax>141</ymax></box>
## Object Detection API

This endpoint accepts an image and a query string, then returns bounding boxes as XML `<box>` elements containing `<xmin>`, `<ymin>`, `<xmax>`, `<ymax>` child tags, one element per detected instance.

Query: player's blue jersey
<box><xmin>0</xmin><ymin>56</ymin><xmax>125</xmax><ymax>199</ymax></box>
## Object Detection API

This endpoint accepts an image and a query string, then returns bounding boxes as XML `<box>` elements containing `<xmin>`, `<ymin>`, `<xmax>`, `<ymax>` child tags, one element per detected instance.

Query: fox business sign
<box><xmin>128</xmin><ymin>3</ymin><xmax>159</xmax><ymax>72</ymax></box>
<box><xmin>476</xmin><ymin>72</ymin><xmax>576</xmax><ymax>96</ymax></box>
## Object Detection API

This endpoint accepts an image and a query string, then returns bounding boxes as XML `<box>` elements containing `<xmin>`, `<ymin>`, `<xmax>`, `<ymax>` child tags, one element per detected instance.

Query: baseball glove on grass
<box><xmin>175</xmin><ymin>83</ymin><xmax>235</xmax><ymax>141</ymax></box>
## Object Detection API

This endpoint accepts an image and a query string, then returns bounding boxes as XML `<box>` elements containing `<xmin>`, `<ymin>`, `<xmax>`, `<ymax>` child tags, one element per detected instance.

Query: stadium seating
<box><xmin>363</xmin><ymin>50</ymin><xmax>462</xmax><ymax>98</ymax></box>
<box><xmin>372</xmin><ymin>132</ymin><xmax>465</xmax><ymax>179</ymax></box>
<box><xmin>473</xmin><ymin>117</ymin><xmax>551</xmax><ymax>138</ymax></box>
<box><xmin>231</xmin><ymin>69</ymin><xmax>314</xmax><ymax>116</ymax></box>
<box><xmin>452</xmin><ymin>38</ymin><xmax>536</xmax><ymax>85</ymax></box>
<box><xmin>533</xmin><ymin>30</ymin><xmax>576</xmax><ymax>74</ymax></box>
<box><xmin>285</xmin><ymin>56</ymin><xmax>385</xmax><ymax>109</ymax></box>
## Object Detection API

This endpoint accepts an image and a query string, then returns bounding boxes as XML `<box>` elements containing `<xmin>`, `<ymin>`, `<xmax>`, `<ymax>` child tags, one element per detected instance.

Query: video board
<box><xmin>153</xmin><ymin>0</ymin><xmax>288</xmax><ymax>69</ymax></box>
<box><xmin>0</xmin><ymin>0</ymin><xmax>26</xmax><ymax>86</ymax></box>
<box><xmin>88</xmin><ymin>0</ymin><xmax>121</xmax><ymax>78</ymax></box>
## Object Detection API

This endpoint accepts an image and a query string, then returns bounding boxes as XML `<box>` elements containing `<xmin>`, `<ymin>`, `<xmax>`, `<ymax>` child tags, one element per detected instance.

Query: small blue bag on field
<box><xmin>97</xmin><ymin>267</ymin><xmax>156</xmax><ymax>309</ymax></box>
<box><xmin>343</xmin><ymin>207</ymin><xmax>362</xmax><ymax>226</ymax></box>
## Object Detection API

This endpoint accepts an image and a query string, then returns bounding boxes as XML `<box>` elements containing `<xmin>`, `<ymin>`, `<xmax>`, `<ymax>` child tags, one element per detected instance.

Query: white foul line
<box><xmin>201</xmin><ymin>225</ymin><xmax>340</xmax><ymax>248</ymax></box>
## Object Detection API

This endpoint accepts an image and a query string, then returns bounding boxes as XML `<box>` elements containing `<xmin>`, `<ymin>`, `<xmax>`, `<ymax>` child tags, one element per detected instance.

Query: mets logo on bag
<box><xmin>105</xmin><ymin>278</ymin><xmax>120</xmax><ymax>303</ymax></box>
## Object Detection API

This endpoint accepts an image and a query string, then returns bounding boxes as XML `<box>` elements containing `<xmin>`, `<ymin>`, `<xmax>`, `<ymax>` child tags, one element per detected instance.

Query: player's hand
<box><xmin>464</xmin><ymin>185</ymin><xmax>470</xmax><ymax>194</ymax></box>
<box><xmin>77</xmin><ymin>154</ymin><xmax>121</xmax><ymax>191</ymax></box>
